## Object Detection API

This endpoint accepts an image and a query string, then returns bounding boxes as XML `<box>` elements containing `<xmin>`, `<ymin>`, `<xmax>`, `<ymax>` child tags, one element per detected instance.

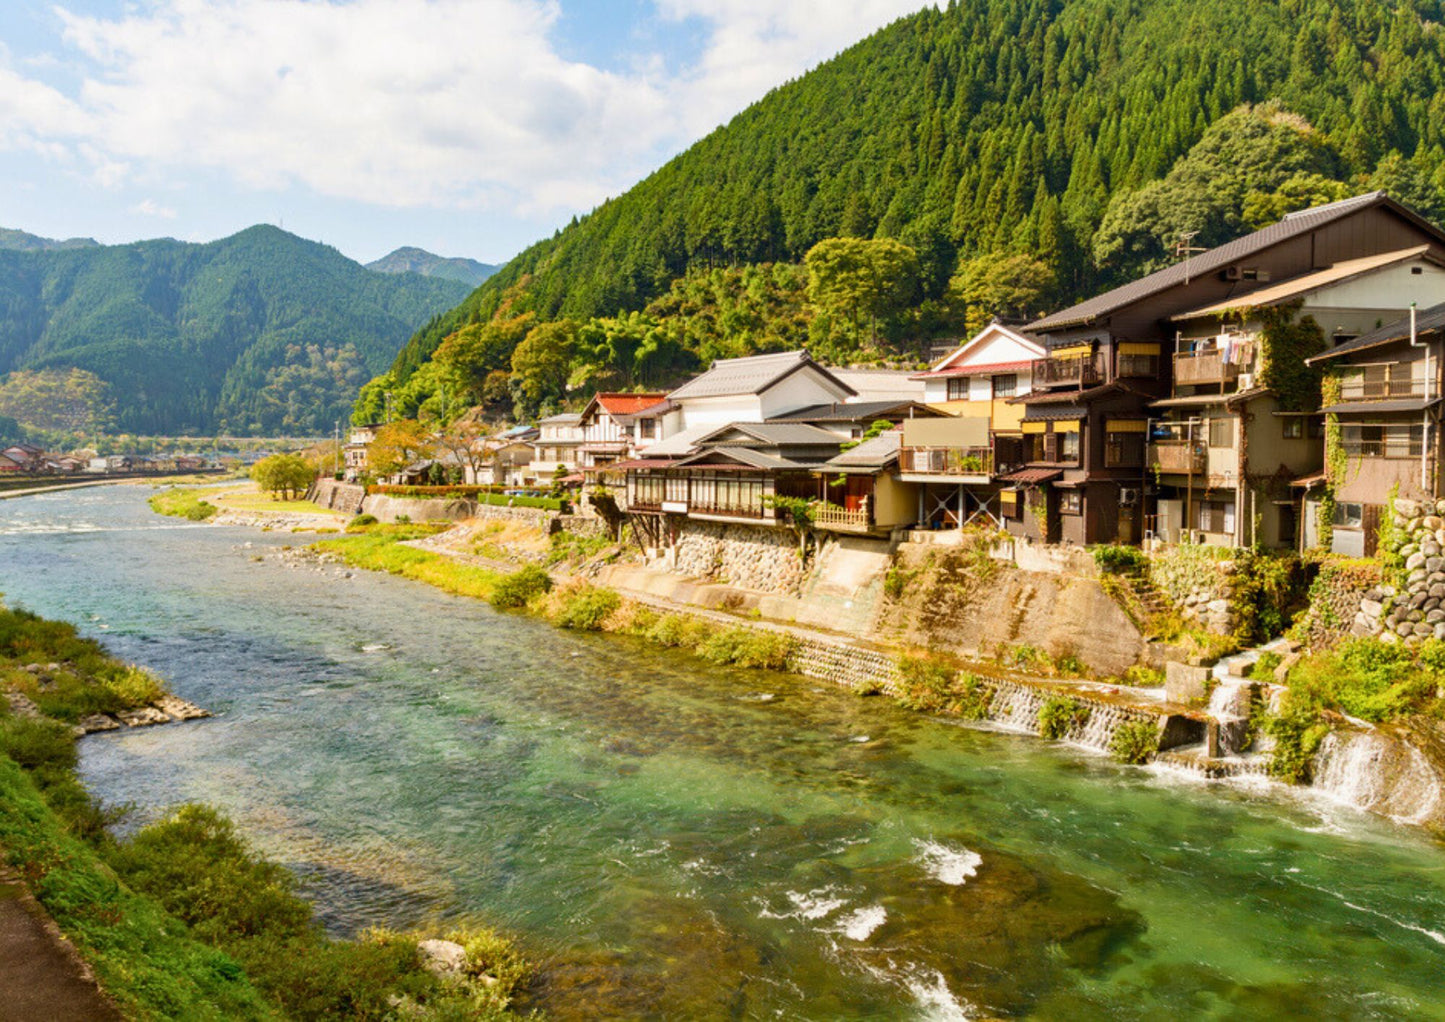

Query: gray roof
<box><xmin>668</xmin><ymin>350</ymin><xmax>856</xmax><ymax>401</ymax></box>
<box><xmin>537</xmin><ymin>413</ymin><xmax>581</xmax><ymax>425</ymax></box>
<box><xmin>640</xmin><ymin>424</ymin><xmax>717</xmax><ymax>458</ymax></box>
<box><xmin>767</xmin><ymin>400</ymin><xmax>936</xmax><ymax>423</ymax></box>
<box><xmin>697</xmin><ymin>422</ymin><xmax>844</xmax><ymax>446</ymax></box>
<box><xmin>1321</xmin><ymin>398</ymin><xmax>1441</xmax><ymax>415</ymax></box>
<box><xmin>1031</xmin><ymin>193</ymin><xmax>1432</xmax><ymax>331</ymax></box>
<box><xmin>822</xmin><ymin>431</ymin><xmax>901</xmax><ymax>473</ymax></box>
<box><xmin>1308</xmin><ymin>301</ymin><xmax>1445</xmax><ymax>363</ymax></box>
<box><xmin>675</xmin><ymin>447</ymin><xmax>802</xmax><ymax>471</ymax></box>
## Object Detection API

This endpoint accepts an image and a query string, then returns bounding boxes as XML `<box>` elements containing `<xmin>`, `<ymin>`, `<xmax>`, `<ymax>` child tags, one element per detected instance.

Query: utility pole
<box><xmin>333</xmin><ymin>420</ymin><xmax>340</xmax><ymax>479</ymax></box>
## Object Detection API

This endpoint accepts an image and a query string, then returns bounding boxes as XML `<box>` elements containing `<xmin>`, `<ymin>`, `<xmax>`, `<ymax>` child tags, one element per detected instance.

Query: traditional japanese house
<box><xmin>810</xmin><ymin>429</ymin><xmax>919</xmax><ymax>535</ymax></box>
<box><xmin>1018</xmin><ymin>192</ymin><xmax>1445</xmax><ymax>545</ymax></box>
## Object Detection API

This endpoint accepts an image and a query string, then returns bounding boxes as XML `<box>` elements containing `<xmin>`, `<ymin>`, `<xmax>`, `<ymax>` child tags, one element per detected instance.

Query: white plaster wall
<box><xmin>760</xmin><ymin>367</ymin><xmax>851</xmax><ymax>418</ymax></box>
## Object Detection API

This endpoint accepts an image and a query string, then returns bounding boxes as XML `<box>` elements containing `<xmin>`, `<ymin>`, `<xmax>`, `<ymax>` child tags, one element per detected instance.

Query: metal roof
<box><xmin>999</xmin><ymin>467</ymin><xmax>1062</xmax><ymax>484</ymax></box>
<box><xmin>1150</xmin><ymin>394</ymin><xmax>1232</xmax><ymax>409</ymax></box>
<box><xmin>1308</xmin><ymin>300</ymin><xmax>1445</xmax><ymax>363</ymax></box>
<box><xmin>1170</xmin><ymin>246</ymin><xmax>1434</xmax><ymax>321</ymax></box>
<box><xmin>667</xmin><ymin>350</ymin><xmax>856</xmax><ymax>401</ymax></box>
<box><xmin>821</xmin><ymin>431</ymin><xmax>901</xmax><ymax>473</ymax></box>
<box><xmin>696</xmin><ymin>421</ymin><xmax>843</xmax><ymax>446</ymax></box>
<box><xmin>537</xmin><ymin>413</ymin><xmax>582</xmax><ymax>425</ymax></box>
<box><xmin>1320</xmin><ymin>397</ymin><xmax>1441</xmax><ymax>415</ymax></box>
<box><xmin>767</xmin><ymin>400</ymin><xmax>936</xmax><ymax>423</ymax></box>
<box><xmin>674</xmin><ymin>447</ymin><xmax>803</xmax><ymax>471</ymax></box>
<box><xmin>639</xmin><ymin>424</ymin><xmax>717</xmax><ymax>457</ymax></box>
<box><xmin>1030</xmin><ymin>192</ymin><xmax>1424</xmax><ymax>331</ymax></box>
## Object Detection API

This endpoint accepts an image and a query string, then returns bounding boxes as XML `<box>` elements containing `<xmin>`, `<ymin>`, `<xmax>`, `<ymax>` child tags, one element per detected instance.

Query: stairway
<box><xmin>1104</xmin><ymin>566</ymin><xmax>1174</xmax><ymax>631</ymax></box>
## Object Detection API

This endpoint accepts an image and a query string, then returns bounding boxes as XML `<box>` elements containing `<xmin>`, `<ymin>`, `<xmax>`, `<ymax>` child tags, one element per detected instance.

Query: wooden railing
<box><xmin>1340</xmin><ymin>364</ymin><xmax>1426</xmax><ymax>401</ymax></box>
<box><xmin>899</xmin><ymin>446</ymin><xmax>995</xmax><ymax>476</ymax></box>
<box><xmin>1174</xmin><ymin>350</ymin><xmax>1240</xmax><ymax>386</ymax></box>
<box><xmin>1148</xmin><ymin>439</ymin><xmax>1206</xmax><ymax>474</ymax></box>
<box><xmin>811</xmin><ymin>499</ymin><xmax>871</xmax><ymax>530</ymax></box>
<box><xmin>1033</xmin><ymin>353</ymin><xmax>1103</xmax><ymax>387</ymax></box>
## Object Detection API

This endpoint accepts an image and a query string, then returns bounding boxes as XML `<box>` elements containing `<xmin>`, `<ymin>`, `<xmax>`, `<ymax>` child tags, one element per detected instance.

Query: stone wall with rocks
<box><xmin>669</xmin><ymin>520</ymin><xmax>807</xmax><ymax>595</ymax></box>
<box><xmin>1292</xmin><ymin>558</ymin><xmax>1382</xmax><ymax>647</ymax></box>
<box><xmin>1353</xmin><ymin>497</ymin><xmax>1445</xmax><ymax>644</ymax></box>
<box><xmin>554</xmin><ymin>514</ymin><xmax>613</xmax><ymax>540</ymax></box>
<box><xmin>310</xmin><ymin>478</ymin><xmax>366</xmax><ymax>515</ymax></box>
<box><xmin>1148</xmin><ymin>545</ymin><xmax>1237</xmax><ymax>635</ymax></box>
<box><xmin>361</xmin><ymin>494</ymin><xmax>473</xmax><ymax>523</ymax></box>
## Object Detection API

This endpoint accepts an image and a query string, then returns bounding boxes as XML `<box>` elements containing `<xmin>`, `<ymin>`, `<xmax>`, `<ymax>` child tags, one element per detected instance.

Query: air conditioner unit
<box><xmin>1119</xmin><ymin>487</ymin><xmax>1139</xmax><ymax>506</ymax></box>
<box><xmin>1223</xmin><ymin>266</ymin><xmax>1243</xmax><ymax>281</ymax></box>
<box><xmin>1238</xmin><ymin>373</ymin><xmax>1254</xmax><ymax>389</ymax></box>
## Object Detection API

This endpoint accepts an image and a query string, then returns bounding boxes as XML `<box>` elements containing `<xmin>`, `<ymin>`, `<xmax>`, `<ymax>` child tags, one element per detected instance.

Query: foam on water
<box><xmin>836</xmin><ymin>904</ymin><xmax>887</xmax><ymax>940</ymax></box>
<box><xmin>914</xmin><ymin>839</ymin><xmax>982</xmax><ymax>885</ymax></box>
<box><xmin>759</xmin><ymin>888</ymin><xmax>849</xmax><ymax>921</ymax></box>
<box><xmin>903</xmin><ymin>967</ymin><xmax>972</xmax><ymax>1021</ymax></box>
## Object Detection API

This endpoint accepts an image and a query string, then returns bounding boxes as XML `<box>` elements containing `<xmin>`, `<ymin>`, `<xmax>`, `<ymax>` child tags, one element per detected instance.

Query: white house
<box><xmin>666</xmin><ymin>350</ymin><xmax>857</xmax><ymax>431</ymax></box>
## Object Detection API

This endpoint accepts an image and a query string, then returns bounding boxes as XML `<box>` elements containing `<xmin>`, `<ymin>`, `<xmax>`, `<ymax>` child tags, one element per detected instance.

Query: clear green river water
<box><xmin>2</xmin><ymin>487</ymin><xmax>1444</xmax><ymax>1020</ymax></box>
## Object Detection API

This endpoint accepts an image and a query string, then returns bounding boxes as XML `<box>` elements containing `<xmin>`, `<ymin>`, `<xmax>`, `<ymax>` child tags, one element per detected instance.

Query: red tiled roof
<box><xmin>596</xmin><ymin>393</ymin><xmax>669</xmax><ymax>416</ymax></box>
<box><xmin>911</xmin><ymin>360</ymin><xmax>1034</xmax><ymax>380</ymax></box>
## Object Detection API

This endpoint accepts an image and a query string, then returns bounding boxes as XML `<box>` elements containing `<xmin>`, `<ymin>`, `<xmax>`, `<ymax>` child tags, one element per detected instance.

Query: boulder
<box><xmin>417</xmin><ymin>939</ymin><xmax>469</xmax><ymax>980</ymax></box>
<box><xmin>1361</xmin><ymin>599</ymin><xmax>1385</xmax><ymax>618</ymax></box>
<box><xmin>1407</xmin><ymin>552</ymin><xmax>1427</xmax><ymax>571</ymax></box>
<box><xmin>1396</xmin><ymin>498</ymin><xmax>1421</xmax><ymax>518</ymax></box>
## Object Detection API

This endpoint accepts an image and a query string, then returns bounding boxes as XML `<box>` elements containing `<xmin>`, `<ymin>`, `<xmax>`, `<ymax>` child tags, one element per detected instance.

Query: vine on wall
<box><xmin>1317</xmin><ymin>372</ymin><xmax>1344</xmax><ymax>551</ymax></box>
<box><xmin>1257</xmin><ymin>304</ymin><xmax>1325</xmax><ymax>412</ymax></box>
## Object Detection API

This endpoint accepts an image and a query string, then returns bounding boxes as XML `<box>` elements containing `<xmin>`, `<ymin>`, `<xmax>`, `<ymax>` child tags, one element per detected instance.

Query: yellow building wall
<box><xmin>873</xmin><ymin>473</ymin><xmax>917</xmax><ymax>527</ymax></box>
<box><xmin>991</xmin><ymin>399</ymin><xmax>1025</xmax><ymax>431</ymax></box>
<box><xmin>926</xmin><ymin>400</ymin><xmax>991</xmax><ymax>418</ymax></box>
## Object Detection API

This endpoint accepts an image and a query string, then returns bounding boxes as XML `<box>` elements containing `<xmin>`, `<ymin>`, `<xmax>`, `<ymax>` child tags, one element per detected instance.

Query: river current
<box><xmin>3</xmin><ymin>486</ymin><xmax>1444</xmax><ymax>1019</ymax></box>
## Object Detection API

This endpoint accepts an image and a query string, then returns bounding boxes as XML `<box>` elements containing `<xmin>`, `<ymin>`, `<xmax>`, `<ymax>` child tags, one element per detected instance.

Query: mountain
<box><xmin>0</xmin><ymin>228</ymin><xmax>100</xmax><ymax>253</ymax></box>
<box><xmin>0</xmin><ymin>225</ymin><xmax>469</xmax><ymax>435</ymax></box>
<box><xmin>367</xmin><ymin>0</ymin><xmax>1445</xmax><ymax>422</ymax></box>
<box><xmin>366</xmin><ymin>246</ymin><xmax>497</xmax><ymax>288</ymax></box>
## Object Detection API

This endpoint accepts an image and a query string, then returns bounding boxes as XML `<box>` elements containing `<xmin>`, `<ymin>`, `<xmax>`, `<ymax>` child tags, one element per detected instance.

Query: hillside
<box><xmin>366</xmin><ymin>0</ymin><xmax>1445</xmax><ymax>422</ymax></box>
<box><xmin>0</xmin><ymin>228</ymin><xmax>99</xmax><ymax>253</ymax></box>
<box><xmin>366</xmin><ymin>246</ymin><xmax>497</xmax><ymax>288</ymax></box>
<box><xmin>0</xmin><ymin>226</ymin><xmax>469</xmax><ymax>436</ymax></box>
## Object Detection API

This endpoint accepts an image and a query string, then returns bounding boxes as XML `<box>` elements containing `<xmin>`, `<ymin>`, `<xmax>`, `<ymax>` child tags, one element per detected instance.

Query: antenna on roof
<box><xmin>1175</xmin><ymin>231</ymin><xmax>1206</xmax><ymax>284</ymax></box>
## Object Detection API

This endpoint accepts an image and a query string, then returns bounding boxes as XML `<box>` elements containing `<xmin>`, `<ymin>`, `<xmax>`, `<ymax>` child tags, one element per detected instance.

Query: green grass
<box><xmin>148</xmin><ymin>488</ymin><xmax>219</xmax><ymax>521</ymax></box>
<box><xmin>314</xmin><ymin>533</ymin><xmax>504</xmax><ymax>601</ymax></box>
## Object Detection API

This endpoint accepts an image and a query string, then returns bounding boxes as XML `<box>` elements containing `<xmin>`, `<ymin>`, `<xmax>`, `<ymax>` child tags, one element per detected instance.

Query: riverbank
<box><xmin>0</xmin><ymin>601</ymin><xmax>533</xmax><ymax>1020</ymax></box>
<box><xmin>150</xmin><ymin>480</ymin><xmax>347</xmax><ymax>532</ymax></box>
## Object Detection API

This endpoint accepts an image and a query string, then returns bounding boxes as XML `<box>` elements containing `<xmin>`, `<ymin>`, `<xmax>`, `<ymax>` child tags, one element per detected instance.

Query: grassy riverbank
<box><xmin>0</xmin><ymin>602</ymin><xmax>533</xmax><ymax>1020</ymax></box>
<box><xmin>150</xmin><ymin>482</ymin><xmax>340</xmax><ymax>522</ymax></box>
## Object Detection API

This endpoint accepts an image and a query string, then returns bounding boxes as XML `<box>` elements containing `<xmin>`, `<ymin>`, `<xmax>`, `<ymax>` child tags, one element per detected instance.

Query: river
<box><xmin>3</xmin><ymin>486</ymin><xmax>1444</xmax><ymax>1019</ymax></box>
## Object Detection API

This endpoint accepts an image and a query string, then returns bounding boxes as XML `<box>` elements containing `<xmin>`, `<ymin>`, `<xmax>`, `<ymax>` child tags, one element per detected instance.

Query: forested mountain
<box><xmin>366</xmin><ymin>247</ymin><xmax>498</xmax><ymax>288</ymax></box>
<box><xmin>0</xmin><ymin>226</ymin><xmax>468</xmax><ymax>436</ymax></box>
<box><xmin>363</xmin><ymin>0</ymin><xmax>1445</xmax><ymax>424</ymax></box>
<box><xmin>0</xmin><ymin>228</ymin><xmax>99</xmax><ymax>253</ymax></box>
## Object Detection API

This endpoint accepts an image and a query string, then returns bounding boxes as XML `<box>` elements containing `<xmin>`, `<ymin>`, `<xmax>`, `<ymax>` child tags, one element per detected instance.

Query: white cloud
<box><xmin>0</xmin><ymin>0</ymin><xmax>932</xmax><ymax>217</ymax></box>
<box><xmin>131</xmin><ymin>198</ymin><xmax>177</xmax><ymax>218</ymax></box>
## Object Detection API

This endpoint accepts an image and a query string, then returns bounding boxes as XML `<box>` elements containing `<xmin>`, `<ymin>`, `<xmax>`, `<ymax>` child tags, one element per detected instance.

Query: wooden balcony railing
<box><xmin>1148</xmin><ymin>439</ymin><xmax>1206</xmax><ymax>474</ymax></box>
<box><xmin>1033</xmin><ymin>353</ymin><xmax>1103</xmax><ymax>387</ymax></box>
<box><xmin>811</xmin><ymin>499</ymin><xmax>871</xmax><ymax>530</ymax></box>
<box><xmin>899</xmin><ymin>446</ymin><xmax>994</xmax><ymax>477</ymax></box>
<box><xmin>1174</xmin><ymin>350</ymin><xmax>1240</xmax><ymax>387</ymax></box>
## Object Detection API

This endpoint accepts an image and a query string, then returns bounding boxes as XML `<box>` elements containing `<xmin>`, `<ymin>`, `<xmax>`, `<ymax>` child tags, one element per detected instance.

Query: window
<box><xmin>1059</xmin><ymin>490</ymin><xmax>1082</xmax><ymax>514</ymax></box>
<box><xmin>1117</xmin><ymin>353</ymin><xmax>1161</xmax><ymax>377</ymax></box>
<box><xmin>1282</xmin><ymin>418</ymin><xmax>1304</xmax><ymax>439</ymax></box>
<box><xmin>1341</xmin><ymin>424</ymin><xmax>1424</xmax><ymax>458</ymax></box>
<box><xmin>947</xmin><ymin>377</ymin><xmax>970</xmax><ymax>401</ymax></box>
<box><xmin>1105</xmin><ymin>432</ymin><xmax>1145</xmax><ymax>467</ymax></box>
<box><xmin>638</xmin><ymin>419</ymin><xmax>657</xmax><ymax>440</ymax></box>
<box><xmin>1059</xmin><ymin>429</ymin><xmax>1080</xmax><ymax>462</ymax></box>
<box><xmin>1208</xmin><ymin>417</ymin><xmax>1234</xmax><ymax>448</ymax></box>
<box><xmin>1196</xmin><ymin>499</ymin><xmax>1236</xmax><ymax>535</ymax></box>
<box><xmin>991</xmin><ymin>374</ymin><xmax>1017</xmax><ymax>399</ymax></box>
<box><xmin>1333</xmin><ymin>502</ymin><xmax>1364</xmax><ymax>528</ymax></box>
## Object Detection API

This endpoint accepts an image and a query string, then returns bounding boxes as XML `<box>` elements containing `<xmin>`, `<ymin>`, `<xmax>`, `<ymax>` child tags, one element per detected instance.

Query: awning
<box><xmin>1321</xmin><ymin>398</ymin><xmax>1440</xmax><ymax>415</ymax></box>
<box><xmin>999</xmin><ymin>467</ymin><xmax>1062</xmax><ymax>484</ymax></box>
<box><xmin>1290</xmin><ymin>471</ymin><xmax>1327</xmax><ymax>489</ymax></box>
<box><xmin>1150</xmin><ymin>394</ymin><xmax>1231</xmax><ymax>408</ymax></box>
<box><xmin>1106</xmin><ymin>418</ymin><xmax>1148</xmax><ymax>433</ymax></box>
<box><xmin>1117</xmin><ymin>342</ymin><xmax>1160</xmax><ymax>355</ymax></box>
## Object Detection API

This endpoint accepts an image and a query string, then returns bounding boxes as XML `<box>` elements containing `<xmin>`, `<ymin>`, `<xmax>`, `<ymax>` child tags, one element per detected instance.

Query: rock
<box><xmin>3</xmin><ymin>691</ymin><xmax>43</xmax><ymax>719</ymax></box>
<box><xmin>115</xmin><ymin>706</ymin><xmax>171</xmax><ymax>727</ymax></box>
<box><xmin>1361</xmin><ymin>599</ymin><xmax>1384</xmax><ymax>618</ymax></box>
<box><xmin>1407</xmin><ymin>552</ymin><xmax>1427</xmax><ymax>571</ymax></box>
<box><xmin>155</xmin><ymin>696</ymin><xmax>210</xmax><ymax>721</ymax></box>
<box><xmin>1206</xmin><ymin>598</ymin><xmax>1229</xmax><ymax>614</ymax></box>
<box><xmin>417</xmin><ymin>939</ymin><xmax>468</xmax><ymax>979</ymax></box>
<box><xmin>1426</xmin><ymin>516</ymin><xmax>1443</xmax><ymax>532</ymax></box>
<box><xmin>1428</xmin><ymin>609</ymin><xmax>1445</xmax><ymax>625</ymax></box>
<box><xmin>1396</xmin><ymin>498</ymin><xmax>1421</xmax><ymax>518</ymax></box>
<box><xmin>76</xmin><ymin>713</ymin><xmax>121</xmax><ymax>733</ymax></box>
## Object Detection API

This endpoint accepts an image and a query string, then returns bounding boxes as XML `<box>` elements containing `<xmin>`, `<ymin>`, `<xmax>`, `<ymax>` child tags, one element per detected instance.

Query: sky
<box><xmin>0</xmin><ymin>0</ymin><xmax>933</xmax><ymax>266</ymax></box>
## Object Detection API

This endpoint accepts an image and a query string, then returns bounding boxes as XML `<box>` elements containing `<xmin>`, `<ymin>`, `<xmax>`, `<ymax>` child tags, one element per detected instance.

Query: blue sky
<box><xmin>0</xmin><ymin>1</ymin><xmax>929</xmax><ymax>266</ymax></box>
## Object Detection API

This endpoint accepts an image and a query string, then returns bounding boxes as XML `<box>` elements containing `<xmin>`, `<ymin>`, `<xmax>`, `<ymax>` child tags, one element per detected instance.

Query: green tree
<box><xmin>804</xmin><ymin>237</ymin><xmax>919</xmax><ymax>352</ymax></box>
<box><xmin>510</xmin><ymin>320</ymin><xmax>577</xmax><ymax>419</ymax></box>
<box><xmin>366</xmin><ymin>419</ymin><xmax>433</xmax><ymax>479</ymax></box>
<box><xmin>250</xmin><ymin>453</ymin><xmax>313</xmax><ymax>499</ymax></box>
<box><xmin>949</xmin><ymin>252</ymin><xmax>1056</xmax><ymax>335</ymax></box>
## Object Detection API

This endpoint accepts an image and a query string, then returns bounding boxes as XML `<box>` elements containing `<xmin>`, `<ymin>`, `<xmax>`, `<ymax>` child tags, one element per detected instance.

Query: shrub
<box><xmin>894</xmin><ymin>654</ymin><xmax>957</xmax><ymax>713</ymax></box>
<box><xmin>148</xmin><ymin>489</ymin><xmax>218</xmax><ymax>521</ymax></box>
<box><xmin>551</xmin><ymin>585</ymin><xmax>621</xmax><ymax>631</ymax></box>
<box><xmin>883</xmin><ymin>565</ymin><xmax>916</xmax><ymax>600</ymax></box>
<box><xmin>697</xmin><ymin>628</ymin><xmax>796</xmax><ymax>670</ymax></box>
<box><xmin>1109</xmin><ymin>718</ymin><xmax>1160</xmax><ymax>764</ymax></box>
<box><xmin>103</xmin><ymin>665</ymin><xmax>165</xmax><ymax>707</ymax></box>
<box><xmin>646</xmin><ymin>613</ymin><xmax>717</xmax><ymax>650</ymax></box>
<box><xmin>954</xmin><ymin>672</ymin><xmax>994</xmax><ymax>720</ymax></box>
<box><xmin>1289</xmin><ymin>637</ymin><xmax>1439</xmax><ymax>722</ymax></box>
<box><xmin>1092</xmin><ymin>545</ymin><xmax>1148</xmax><ymax>574</ymax></box>
<box><xmin>0</xmin><ymin>716</ymin><xmax>78</xmax><ymax>774</ymax></box>
<box><xmin>1230</xmin><ymin>551</ymin><xmax>1304</xmax><ymax>645</ymax></box>
<box><xmin>1261</xmin><ymin>695</ymin><xmax>1331</xmax><ymax>783</ymax></box>
<box><xmin>1249</xmin><ymin>651</ymin><xmax>1282</xmax><ymax>683</ymax></box>
<box><xmin>1121</xmin><ymin>664</ymin><xmax>1164</xmax><ymax>688</ymax></box>
<box><xmin>1037</xmin><ymin>696</ymin><xmax>1090</xmax><ymax>740</ymax></box>
<box><xmin>348</xmin><ymin>513</ymin><xmax>378</xmax><ymax>529</ymax></box>
<box><xmin>489</xmin><ymin>565</ymin><xmax>553</xmax><ymax>610</ymax></box>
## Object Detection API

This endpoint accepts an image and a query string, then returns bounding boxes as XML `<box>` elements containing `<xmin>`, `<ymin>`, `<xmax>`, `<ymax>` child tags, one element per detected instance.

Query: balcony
<box><xmin>1148</xmin><ymin>439</ymin><xmax>1207</xmax><ymax>475</ymax></box>
<box><xmin>1033</xmin><ymin>353</ymin><xmax>1103</xmax><ymax>388</ymax></box>
<box><xmin>899</xmin><ymin>445</ymin><xmax>994</xmax><ymax>480</ymax></box>
<box><xmin>811</xmin><ymin>499</ymin><xmax>872</xmax><ymax>532</ymax></box>
<box><xmin>1340</xmin><ymin>364</ymin><xmax>1426</xmax><ymax>401</ymax></box>
<box><xmin>1174</xmin><ymin>350</ymin><xmax>1240</xmax><ymax>387</ymax></box>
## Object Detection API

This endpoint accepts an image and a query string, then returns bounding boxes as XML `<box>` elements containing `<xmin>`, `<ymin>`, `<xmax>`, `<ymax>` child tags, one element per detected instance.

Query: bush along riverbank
<box><xmin>0</xmin><ymin>601</ymin><xmax>534</xmax><ymax>1020</ymax></box>
<box><xmin>148</xmin><ymin>487</ymin><xmax>219</xmax><ymax>521</ymax></box>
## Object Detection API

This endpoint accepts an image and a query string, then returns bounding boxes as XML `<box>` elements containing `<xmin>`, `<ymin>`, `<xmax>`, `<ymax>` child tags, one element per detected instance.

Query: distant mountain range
<box><xmin>366</xmin><ymin>246</ymin><xmax>497</xmax><ymax>288</ymax></box>
<box><xmin>0</xmin><ymin>225</ymin><xmax>470</xmax><ymax>435</ymax></box>
<box><xmin>0</xmin><ymin>228</ymin><xmax>100</xmax><ymax>253</ymax></box>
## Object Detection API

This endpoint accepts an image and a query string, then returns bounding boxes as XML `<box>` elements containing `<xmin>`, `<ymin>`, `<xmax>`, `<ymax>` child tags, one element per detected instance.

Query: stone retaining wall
<box><xmin>310</xmin><ymin>478</ymin><xmax>366</xmax><ymax>515</ymax></box>
<box><xmin>1355</xmin><ymin>497</ymin><xmax>1445</xmax><ymax>644</ymax></box>
<box><xmin>1148</xmin><ymin>545</ymin><xmax>1236</xmax><ymax>635</ymax></box>
<box><xmin>670</xmin><ymin>520</ymin><xmax>807</xmax><ymax>595</ymax></box>
<box><xmin>361</xmin><ymin>494</ymin><xmax>472</xmax><ymax>524</ymax></box>
<box><xmin>787</xmin><ymin>638</ymin><xmax>898</xmax><ymax>693</ymax></box>
<box><xmin>554</xmin><ymin>514</ymin><xmax>613</xmax><ymax>540</ymax></box>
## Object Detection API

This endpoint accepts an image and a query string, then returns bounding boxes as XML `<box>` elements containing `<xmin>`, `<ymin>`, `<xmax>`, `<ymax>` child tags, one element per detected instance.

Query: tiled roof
<box><xmin>1030</xmin><ymin>192</ymin><xmax>1422</xmax><ymax>331</ymax></box>
<box><xmin>767</xmin><ymin>400</ymin><xmax>933</xmax><ymax>422</ymax></box>
<box><xmin>668</xmin><ymin>350</ymin><xmax>856</xmax><ymax>400</ymax></box>
<box><xmin>822</xmin><ymin>431</ymin><xmax>901</xmax><ymax>473</ymax></box>
<box><xmin>675</xmin><ymin>447</ymin><xmax>803</xmax><ymax>471</ymax></box>
<box><xmin>594</xmin><ymin>392</ymin><xmax>669</xmax><ymax>416</ymax></box>
<box><xmin>538</xmin><ymin>413</ymin><xmax>582</xmax><ymax>425</ymax></box>
<box><xmin>698</xmin><ymin>422</ymin><xmax>843</xmax><ymax>446</ymax></box>
<box><xmin>1014</xmin><ymin>382</ymin><xmax>1144</xmax><ymax>405</ymax></box>
<box><xmin>1308</xmin><ymin>300</ymin><xmax>1445</xmax><ymax>363</ymax></box>
<box><xmin>640</xmin><ymin>424</ymin><xmax>717</xmax><ymax>458</ymax></box>
<box><xmin>912</xmin><ymin>360</ymin><xmax>1034</xmax><ymax>380</ymax></box>
<box><xmin>999</xmin><ymin>467</ymin><xmax>1062</xmax><ymax>484</ymax></box>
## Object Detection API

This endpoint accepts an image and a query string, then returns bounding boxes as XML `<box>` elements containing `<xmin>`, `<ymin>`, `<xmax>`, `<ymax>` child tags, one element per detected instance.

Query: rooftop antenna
<box><xmin>1175</xmin><ymin>230</ymin><xmax>1206</xmax><ymax>284</ymax></box>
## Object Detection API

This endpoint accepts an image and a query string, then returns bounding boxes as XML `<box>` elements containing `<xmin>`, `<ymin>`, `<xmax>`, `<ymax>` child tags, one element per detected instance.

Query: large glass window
<box><xmin>1196</xmin><ymin>499</ymin><xmax>1236</xmax><ymax>535</ymax></box>
<box><xmin>991</xmin><ymin>374</ymin><xmax>1017</xmax><ymax>398</ymax></box>
<box><xmin>947</xmin><ymin>377</ymin><xmax>970</xmax><ymax>401</ymax></box>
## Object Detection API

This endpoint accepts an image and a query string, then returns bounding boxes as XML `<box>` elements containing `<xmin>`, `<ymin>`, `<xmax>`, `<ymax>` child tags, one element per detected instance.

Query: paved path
<box><xmin>0</xmin><ymin>871</ymin><xmax>122</xmax><ymax>1022</ymax></box>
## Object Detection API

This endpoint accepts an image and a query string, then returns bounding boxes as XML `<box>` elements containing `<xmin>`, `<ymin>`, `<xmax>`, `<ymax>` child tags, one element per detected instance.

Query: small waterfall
<box><xmin>1312</xmin><ymin>728</ymin><xmax>1445</xmax><ymax>829</ymax></box>
<box><xmin>986</xmin><ymin>681</ymin><xmax>1046</xmax><ymax>732</ymax></box>
<box><xmin>983</xmin><ymin>680</ymin><xmax>1162</xmax><ymax>755</ymax></box>
<box><xmin>1207</xmin><ymin>678</ymin><xmax>1254</xmax><ymax>755</ymax></box>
